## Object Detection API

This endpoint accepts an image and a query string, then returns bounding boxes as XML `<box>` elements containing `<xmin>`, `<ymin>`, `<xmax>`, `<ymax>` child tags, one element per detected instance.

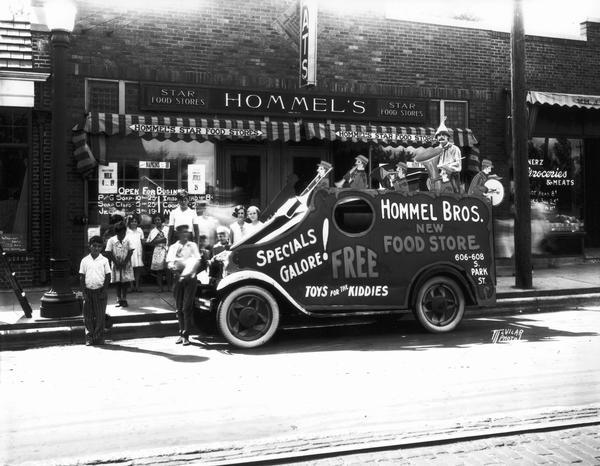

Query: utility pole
<box><xmin>511</xmin><ymin>0</ymin><xmax>532</xmax><ymax>288</ymax></box>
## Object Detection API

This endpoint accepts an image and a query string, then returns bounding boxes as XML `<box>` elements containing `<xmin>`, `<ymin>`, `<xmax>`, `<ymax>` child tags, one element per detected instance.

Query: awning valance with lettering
<box><xmin>303</xmin><ymin>122</ymin><xmax>478</xmax><ymax>147</ymax></box>
<box><xmin>72</xmin><ymin>112</ymin><xmax>302</xmax><ymax>177</ymax></box>
<box><xmin>527</xmin><ymin>91</ymin><xmax>600</xmax><ymax>109</ymax></box>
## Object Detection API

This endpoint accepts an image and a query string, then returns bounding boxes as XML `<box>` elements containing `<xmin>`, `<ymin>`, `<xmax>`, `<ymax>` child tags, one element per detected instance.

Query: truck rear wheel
<box><xmin>413</xmin><ymin>276</ymin><xmax>465</xmax><ymax>333</ymax></box>
<box><xmin>217</xmin><ymin>285</ymin><xmax>280</xmax><ymax>348</ymax></box>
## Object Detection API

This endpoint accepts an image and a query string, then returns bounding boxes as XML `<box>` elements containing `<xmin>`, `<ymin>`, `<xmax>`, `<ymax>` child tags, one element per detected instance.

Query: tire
<box><xmin>413</xmin><ymin>276</ymin><xmax>465</xmax><ymax>333</ymax></box>
<box><xmin>217</xmin><ymin>285</ymin><xmax>280</xmax><ymax>348</ymax></box>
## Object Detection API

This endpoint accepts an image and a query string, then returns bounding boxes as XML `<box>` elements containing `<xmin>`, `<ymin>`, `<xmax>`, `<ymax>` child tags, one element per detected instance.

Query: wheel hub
<box><xmin>238</xmin><ymin>307</ymin><xmax>259</xmax><ymax>327</ymax></box>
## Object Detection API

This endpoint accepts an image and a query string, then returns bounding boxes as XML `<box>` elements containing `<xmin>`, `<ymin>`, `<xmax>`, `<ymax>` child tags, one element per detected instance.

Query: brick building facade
<box><xmin>1</xmin><ymin>0</ymin><xmax>600</xmax><ymax>287</ymax></box>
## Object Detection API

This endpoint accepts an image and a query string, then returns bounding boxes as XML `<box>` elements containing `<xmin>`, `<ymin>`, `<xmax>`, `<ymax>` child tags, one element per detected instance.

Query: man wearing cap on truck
<box><xmin>392</xmin><ymin>161</ymin><xmax>410</xmax><ymax>193</ymax></box>
<box><xmin>316</xmin><ymin>160</ymin><xmax>333</xmax><ymax>190</ymax></box>
<box><xmin>336</xmin><ymin>154</ymin><xmax>369</xmax><ymax>188</ymax></box>
<box><xmin>468</xmin><ymin>159</ymin><xmax>494</xmax><ymax>198</ymax></box>
<box><xmin>435</xmin><ymin>120</ymin><xmax>462</xmax><ymax>193</ymax></box>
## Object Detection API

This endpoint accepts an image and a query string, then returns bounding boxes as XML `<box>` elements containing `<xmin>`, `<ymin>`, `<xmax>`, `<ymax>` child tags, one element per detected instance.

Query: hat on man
<box><xmin>435</xmin><ymin>118</ymin><xmax>451</xmax><ymax>137</ymax></box>
<box><xmin>317</xmin><ymin>160</ymin><xmax>332</xmax><ymax>171</ymax></box>
<box><xmin>481</xmin><ymin>159</ymin><xmax>493</xmax><ymax>169</ymax></box>
<box><xmin>355</xmin><ymin>154</ymin><xmax>369</xmax><ymax>165</ymax></box>
<box><xmin>396</xmin><ymin>161</ymin><xmax>408</xmax><ymax>170</ymax></box>
<box><xmin>175</xmin><ymin>224</ymin><xmax>190</xmax><ymax>233</ymax></box>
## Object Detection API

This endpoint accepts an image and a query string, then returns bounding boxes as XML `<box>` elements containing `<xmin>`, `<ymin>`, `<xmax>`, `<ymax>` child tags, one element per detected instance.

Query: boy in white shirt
<box><xmin>166</xmin><ymin>224</ymin><xmax>201</xmax><ymax>345</ymax></box>
<box><xmin>168</xmin><ymin>189</ymin><xmax>199</xmax><ymax>245</ymax></box>
<box><xmin>79</xmin><ymin>236</ymin><xmax>111</xmax><ymax>345</ymax></box>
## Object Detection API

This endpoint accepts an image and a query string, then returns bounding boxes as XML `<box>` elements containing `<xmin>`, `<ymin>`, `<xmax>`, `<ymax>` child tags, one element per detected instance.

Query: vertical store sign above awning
<box><xmin>299</xmin><ymin>0</ymin><xmax>318</xmax><ymax>88</ymax></box>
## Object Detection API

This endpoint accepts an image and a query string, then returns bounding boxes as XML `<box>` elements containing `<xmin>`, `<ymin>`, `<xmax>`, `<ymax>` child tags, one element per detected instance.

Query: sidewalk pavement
<box><xmin>1</xmin><ymin>261</ymin><xmax>600</xmax><ymax>350</ymax></box>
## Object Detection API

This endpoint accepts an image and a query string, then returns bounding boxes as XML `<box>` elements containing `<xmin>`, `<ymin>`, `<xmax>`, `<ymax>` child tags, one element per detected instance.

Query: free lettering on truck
<box><xmin>194</xmin><ymin>172</ymin><xmax>496</xmax><ymax>348</ymax></box>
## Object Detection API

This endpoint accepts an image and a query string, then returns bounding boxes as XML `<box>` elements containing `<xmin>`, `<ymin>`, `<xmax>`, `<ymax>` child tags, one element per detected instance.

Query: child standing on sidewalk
<box><xmin>126</xmin><ymin>214</ymin><xmax>145</xmax><ymax>292</ymax></box>
<box><xmin>105</xmin><ymin>221</ymin><xmax>134</xmax><ymax>307</ymax></box>
<box><xmin>147</xmin><ymin>214</ymin><xmax>170</xmax><ymax>292</ymax></box>
<box><xmin>79</xmin><ymin>236</ymin><xmax>111</xmax><ymax>345</ymax></box>
<box><xmin>166</xmin><ymin>224</ymin><xmax>201</xmax><ymax>345</ymax></box>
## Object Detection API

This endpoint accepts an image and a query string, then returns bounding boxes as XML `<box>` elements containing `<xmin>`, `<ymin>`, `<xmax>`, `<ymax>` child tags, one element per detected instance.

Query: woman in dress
<box><xmin>229</xmin><ymin>205</ymin><xmax>247</xmax><ymax>243</ymax></box>
<box><xmin>147</xmin><ymin>214</ymin><xmax>171</xmax><ymax>292</ymax></box>
<box><xmin>126</xmin><ymin>214</ymin><xmax>145</xmax><ymax>292</ymax></box>
<box><xmin>245</xmin><ymin>205</ymin><xmax>264</xmax><ymax>237</ymax></box>
<box><xmin>104</xmin><ymin>221</ymin><xmax>134</xmax><ymax>307</ymax></box>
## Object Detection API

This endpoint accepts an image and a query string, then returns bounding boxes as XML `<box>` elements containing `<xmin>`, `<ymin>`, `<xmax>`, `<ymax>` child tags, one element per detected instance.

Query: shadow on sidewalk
<box><xmin>228</xmin><ymin>313</ymin><xmax>600</xmax><ymax>356</ymax></box>
<box><xmin>99</xmin><ymin>342</ymin><xmax>209</xmax><ymax>363</ymax></box>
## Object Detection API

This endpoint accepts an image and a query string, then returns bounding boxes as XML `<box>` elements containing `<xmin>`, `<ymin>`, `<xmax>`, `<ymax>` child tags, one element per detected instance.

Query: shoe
<box><xmin>182</xmin><ymin>337</ymin><xmax>190</xmax><ymax>346</ymax></box>
<box><xmin>120</xmin><ymin>300</ymin><xmax>128</xmax><ymax>308</ymax></box>
<box><xmin>115</xmin><ymin>300</ymin><xmax>121</xmax><ymax>307</ymax></box>
<box><xmin>175</xmin><ymin>335</ymin><xmax>183</xmax><ymax>344</ymax></box>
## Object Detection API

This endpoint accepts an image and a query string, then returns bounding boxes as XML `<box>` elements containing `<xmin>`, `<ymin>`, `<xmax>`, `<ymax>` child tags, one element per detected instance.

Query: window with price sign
<box><xmin>87</xmin><ymin>136</ymin><xmax>216</xmax><ymax>227</ymax></box>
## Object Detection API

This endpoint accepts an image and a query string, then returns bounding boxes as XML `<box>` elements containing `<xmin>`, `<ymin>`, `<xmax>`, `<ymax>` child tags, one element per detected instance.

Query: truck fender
<box><xmin>408</xmin><ymin>262</ymin><xmax>477</xmax><ymax>307</ymax></box>
<box><xmin>216</xmin><ymin>270</ymin><xmax>307</xmax><ymax>314</ymax></box>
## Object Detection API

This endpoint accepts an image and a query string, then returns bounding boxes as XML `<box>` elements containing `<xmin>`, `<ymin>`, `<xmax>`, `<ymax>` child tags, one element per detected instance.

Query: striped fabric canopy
<box><xmin>72</xmin><ymin>112</ymin><xmax>302</xmax><ymax>177</ymax></box>
<box><xmin>304</xmin><ymin>122</ymin><xmax>478</xmax><ymax>148</ymax></box>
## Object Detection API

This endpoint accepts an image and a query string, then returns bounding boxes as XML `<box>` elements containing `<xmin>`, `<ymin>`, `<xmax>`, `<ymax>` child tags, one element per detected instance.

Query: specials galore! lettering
<box><xmin>256</xmin><ymin>229</ymin><xmax>324</xmax><ymax>283</ymax></box>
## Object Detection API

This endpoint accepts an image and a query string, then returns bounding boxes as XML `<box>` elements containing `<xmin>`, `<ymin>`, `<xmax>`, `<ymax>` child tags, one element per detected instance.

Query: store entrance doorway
<box><xmin>584</xmin><ymin>139</ymin><xmax>600</xmax><ymax>250</ymax></box>
<box><xmin>222</xmin><ymin>146</ymin><xmax>267</xmax><ymax>209</ymax></box>
<box><xmin>285</xmin><ymin>146</ymin><xmax>329</xmax><ymax>195</ymax></box>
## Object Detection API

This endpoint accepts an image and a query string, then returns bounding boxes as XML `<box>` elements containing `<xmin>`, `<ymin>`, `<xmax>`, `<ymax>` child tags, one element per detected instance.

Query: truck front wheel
<box><xmin>217</xmin><ymin>286</ymin><xmax>280</xmax><ymax>348</ymax></box>
<box><xmin>413</xmin><ymin>276</ymin><xmax>465</xmax><ymax>333</ymax></box>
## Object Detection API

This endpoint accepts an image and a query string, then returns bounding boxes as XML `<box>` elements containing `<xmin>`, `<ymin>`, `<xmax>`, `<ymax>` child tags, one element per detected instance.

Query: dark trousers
<box><xmin>173</xmin><ymin>276</ymin><xmax>198</xmax><ymax>337</ymax></box>
<box><xmin>83</xmin><ymin>287</ymin><xmax>107</xmax><ymax>344</ymax></box>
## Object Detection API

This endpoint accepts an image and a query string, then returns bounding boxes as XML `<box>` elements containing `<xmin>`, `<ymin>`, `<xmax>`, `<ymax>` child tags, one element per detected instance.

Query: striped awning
<box><xmin>72</xmin><ymin>112</ymin><xmax>302</xmax><ymax>177</ymax></box>
<box><xmin>76</xmin><ymin>112</ymin><xmax>302</xmax><ymax>141</ymax></box>
<box><xmin>304</xmin><ymin>122</ymin><xmax>478</xmax><ymax>147</ymax></box>
<box><xmin>527</xmin><ymin>91</ymin><xmax>600</xmax><ymax>110</ymax></box>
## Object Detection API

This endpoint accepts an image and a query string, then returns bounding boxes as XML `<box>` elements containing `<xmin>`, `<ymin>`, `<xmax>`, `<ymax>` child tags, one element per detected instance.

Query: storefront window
<box><xmin>87</xmin><ymin>136</ymin><xmax>216</xmax><ymax>228</ymax></box>
<box><xmin>528</xmin><ymin>137</ymin><xmax>584</xmax><ymax>255</ymax></box>
<box><xmin>0</xmin><ymin>109</ymin><xmax>29</xmax><ymax>252</ymax></box>
<box><xmin>427</xmin><ymin>100</ymin><xmax>468</xmax><ymax>128</ymax></box>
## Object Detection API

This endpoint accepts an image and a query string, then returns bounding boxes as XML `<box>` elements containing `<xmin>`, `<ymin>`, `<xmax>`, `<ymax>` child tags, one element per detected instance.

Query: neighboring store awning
<box><xmin>527</xmin><ymin>91</ymin><xmax>600</xmax><ymax>109</ymax></box>
<box><xmin>72</xmin><ymin>112</ymin><xmax>302</xmax><ymax>177</ymax></box>
<box><xmin>303</xmin><ymin>122</ymin><xmax>478</xmax><ymax>147</ymax></box>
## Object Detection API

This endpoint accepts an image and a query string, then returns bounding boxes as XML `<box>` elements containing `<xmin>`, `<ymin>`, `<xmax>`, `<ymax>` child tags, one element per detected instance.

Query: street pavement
<box><xmin>1</xmin><ymin>261</ymin><xmax>600</xmax><ymax>350</ymax></box>
<box><xmin>1</xmin><ymin>308</ymin><xmax>599</xmax><ymax>465</ymax></box>
<box><xmin>293</xmin><ymin>425</ymin><xmax>600</xmax><ymax>465</ymax></box>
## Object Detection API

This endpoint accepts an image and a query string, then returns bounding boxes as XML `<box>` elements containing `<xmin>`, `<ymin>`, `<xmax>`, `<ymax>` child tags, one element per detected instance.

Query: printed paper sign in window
<box><xmin>188</xmin><ymin>164</ymin><xmax>206</xmax><ymax>194</ymax></box>
<box><xmin>98</xmin><ymin>163</ymin><xmax>118</xmax><ymax>194</ymax></box>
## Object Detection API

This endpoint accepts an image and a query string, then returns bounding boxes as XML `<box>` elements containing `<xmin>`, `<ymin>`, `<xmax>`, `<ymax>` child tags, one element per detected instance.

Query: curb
<box><xmin>1</xmin><ymin>292</ymin><xmax>599</xmax><ymax>351</ymax></box>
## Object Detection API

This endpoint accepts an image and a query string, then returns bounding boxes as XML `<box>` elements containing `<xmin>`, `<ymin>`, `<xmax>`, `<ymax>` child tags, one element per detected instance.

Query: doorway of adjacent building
<box><xmin>584</xmin><ymin>139</ymin><xmax>600</xmax><ymax>251</ymax></box>
<box><xmin>222</xmin><ymin>146</ymin><xmax>267</xmax><ymax>209</ymax></box>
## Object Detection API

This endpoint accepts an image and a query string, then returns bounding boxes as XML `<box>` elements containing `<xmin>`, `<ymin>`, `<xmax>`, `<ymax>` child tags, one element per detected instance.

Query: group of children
<box><xmin>79</xmin><ymin>189</ymin><xmax>240</xmax><ymax>346</ymax></box>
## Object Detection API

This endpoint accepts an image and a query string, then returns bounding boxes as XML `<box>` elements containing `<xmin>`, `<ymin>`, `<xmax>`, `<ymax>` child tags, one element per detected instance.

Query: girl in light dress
<box><xmin>104</xmin><ymin>221</ymin><xmax>134</xmax><ymax>307</ymax></box>
<box><xmin>126</xmin><ymin>214</ymin><xmax>146</xmax><ymax>292</ymax></box>
<box><xmin>245</xmin><ymin>205</ymin><xmax>264</xmax><ymax>237</ymax></box>
<box><xmin>147</xmin><ymin>214</ymin><xmax>171</xmax><ymax>292</ymax></box>
<box><xmin>229</xmin><ymin>205</ymin><xmax>247</xmax><ymax>243</ymax></box>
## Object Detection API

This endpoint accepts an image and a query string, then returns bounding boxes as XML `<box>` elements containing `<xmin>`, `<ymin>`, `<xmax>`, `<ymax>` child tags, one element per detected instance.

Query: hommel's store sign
<box><xmin>141</xmin><ymin>84</ymin><xmax>427</xmax><ymax>123</ymax></box>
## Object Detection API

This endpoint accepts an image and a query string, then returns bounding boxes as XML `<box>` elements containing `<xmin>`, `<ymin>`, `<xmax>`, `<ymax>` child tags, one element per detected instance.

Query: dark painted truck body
<box><xmin>195</xmin><ymin>185</ymin><xmax>496</xmax><ymax>348</ymax></box>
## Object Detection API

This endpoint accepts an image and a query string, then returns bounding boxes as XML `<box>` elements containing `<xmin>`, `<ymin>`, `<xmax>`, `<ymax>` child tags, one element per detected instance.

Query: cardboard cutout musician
<box><xmin>335</xmin><ymin>154</ymin><xmax>369</xmax><ymax>188</ymax></box>
<box><xmin>468</xmin><ymin>159</ymin><xmax>493</xmax><ymax>197</ymax></box>
<box><xmin>390</xmin><ymin>161</ymin><xmax>410</xmax><ymax>193</ymax></box>
<box><xmin>315</xmin><ymin>160</ymin><xmax>333</xmax><ymax>190</ymax></box>
<box><xmin>435</xmin><ymin>119</ymin><xmax>462</xmax><ymax>193</ymax></box>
